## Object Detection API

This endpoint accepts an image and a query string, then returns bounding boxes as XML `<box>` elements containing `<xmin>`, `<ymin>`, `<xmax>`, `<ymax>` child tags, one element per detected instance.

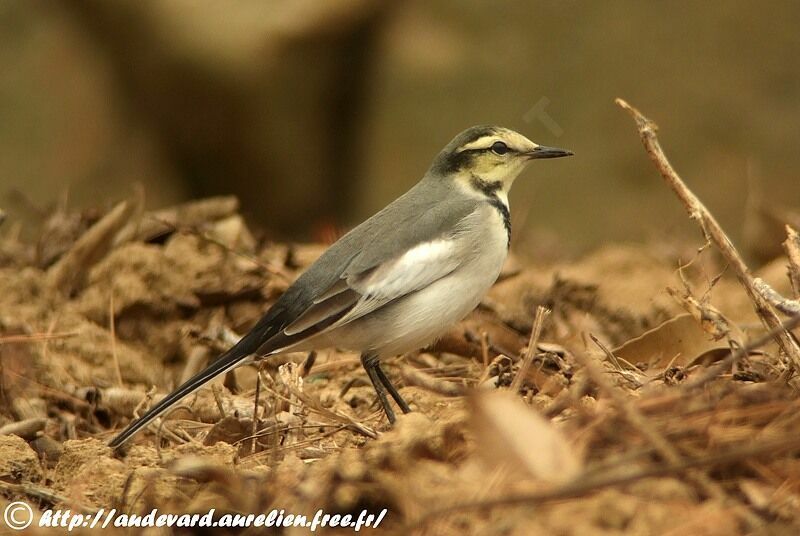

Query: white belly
<box><xmin>317</xmin><ymin>205</ymin><xmax>509</xmax><ymax>356</ymax></box>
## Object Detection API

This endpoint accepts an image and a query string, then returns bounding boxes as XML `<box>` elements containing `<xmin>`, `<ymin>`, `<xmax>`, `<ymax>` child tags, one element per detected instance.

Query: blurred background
<box><xmin>1</xmin><ymin>0</ymin><xmax>799</xmax><ymax>260</ymax></box>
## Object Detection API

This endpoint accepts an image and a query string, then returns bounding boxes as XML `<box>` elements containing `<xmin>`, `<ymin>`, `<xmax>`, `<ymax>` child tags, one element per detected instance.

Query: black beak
<box><xmin>526</xmin><ymin>145</ymin><xmax>574</xmax><ymax>159</ymax></box>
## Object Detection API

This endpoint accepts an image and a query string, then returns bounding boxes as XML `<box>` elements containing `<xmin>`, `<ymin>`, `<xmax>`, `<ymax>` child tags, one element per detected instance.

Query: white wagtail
<box><xmin>109</xmin><ymin>125</ymin><xmax>572</xmax><ymax>447</ymax></box>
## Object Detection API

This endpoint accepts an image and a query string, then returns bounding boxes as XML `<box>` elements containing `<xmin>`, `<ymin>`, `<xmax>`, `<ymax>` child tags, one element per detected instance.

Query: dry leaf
<box><xmin>470</xmin><ymin>390</ymin><xmax>582</xmax><ymax>485</ymax></box>
<box><xmin>613</xmin><ymin>314</ymin><xmax>740</xmax><ymax>372</ymax></box>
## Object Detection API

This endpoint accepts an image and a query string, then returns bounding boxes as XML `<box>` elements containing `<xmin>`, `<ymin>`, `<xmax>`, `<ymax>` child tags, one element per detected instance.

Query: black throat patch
<box><xmin>470</xmin><ymin>175</ymin><xmax>510</xmax><ymax>247</ymax></box>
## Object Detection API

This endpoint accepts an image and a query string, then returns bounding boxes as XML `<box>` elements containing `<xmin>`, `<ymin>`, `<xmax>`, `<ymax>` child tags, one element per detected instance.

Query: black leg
<box><xmin>374</xmin><ymin>363</ymin><xmax>411</xmax><ymax>414</ymax></box>
<box><xmin>360</xmin><ymin>353</ymin><xmax>397</xmax><ymax>424</ymax></box>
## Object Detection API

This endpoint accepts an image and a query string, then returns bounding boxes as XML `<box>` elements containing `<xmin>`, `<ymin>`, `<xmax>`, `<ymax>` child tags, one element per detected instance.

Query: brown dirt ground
<box><xmin>1</xmin><ymin>198</ymin><xmax>799</xmax><ymax>535</ymax></box>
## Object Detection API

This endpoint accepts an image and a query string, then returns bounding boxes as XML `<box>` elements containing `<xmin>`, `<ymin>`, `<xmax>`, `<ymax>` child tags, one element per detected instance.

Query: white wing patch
<box><xmin>331</xmin><ymin>238</ymin><xmax>463</xmax><ymax>329</ymax></box>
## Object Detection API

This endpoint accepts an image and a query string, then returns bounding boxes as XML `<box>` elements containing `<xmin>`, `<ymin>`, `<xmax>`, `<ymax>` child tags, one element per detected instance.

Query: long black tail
<box><xmin>108</xmin><ymin>337</ymin><xmax>261</xmax><ymax>448</ymax></box>
<box><xmin>108</xmin><ymin>285</ymin><xmax>340</xmax><ymax>448</ymax></box>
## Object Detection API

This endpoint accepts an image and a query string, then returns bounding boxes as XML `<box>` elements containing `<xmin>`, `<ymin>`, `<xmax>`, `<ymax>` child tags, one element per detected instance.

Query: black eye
<box><xmin>490</xmin><ymin>141</ymin><xmax>509</xmax><ymax>155</ymax></box>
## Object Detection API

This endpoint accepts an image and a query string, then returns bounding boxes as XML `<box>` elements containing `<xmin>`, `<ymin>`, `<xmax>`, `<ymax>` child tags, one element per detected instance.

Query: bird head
<box><xmin>430</xmin><ymin>125</ymin><xmax>573</xmax><ymax>195</ymax></box>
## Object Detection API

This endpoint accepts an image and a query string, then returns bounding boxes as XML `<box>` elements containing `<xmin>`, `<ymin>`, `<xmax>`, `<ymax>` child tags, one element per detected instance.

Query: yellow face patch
<box><xmin>449</xmin><ymin>128</ymin><xmax>538</xmax><ymax>192</ymax></box>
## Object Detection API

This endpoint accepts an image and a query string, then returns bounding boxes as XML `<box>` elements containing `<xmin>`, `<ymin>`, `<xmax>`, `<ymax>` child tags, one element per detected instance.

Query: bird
<box><xmin>108</xmin><ymin>125</ymin><xmax>572</xmax><ymax>448</ymax></box>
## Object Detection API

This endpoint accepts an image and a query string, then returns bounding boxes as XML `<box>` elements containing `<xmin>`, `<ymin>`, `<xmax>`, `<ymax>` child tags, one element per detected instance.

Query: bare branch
<box><xmin>753</xmin><ymin>278</ymin><xmax>800</xmax><ymax>316</ymax></box>
<box><xmin>616</xmin><ymin>98</ymin><xmax>800</xmax><ymax>370</ymax></box>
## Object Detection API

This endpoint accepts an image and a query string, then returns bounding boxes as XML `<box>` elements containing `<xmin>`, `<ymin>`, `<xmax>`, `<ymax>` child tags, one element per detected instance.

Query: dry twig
<box><xmin>109</xmin><ymin>292</ymin><xmax>123</xmax><ymax>386</ymax></box>
<box><xmin>0</xmin><ymin>481</ymin><xmax>91</xmax><ymax>511</ymax></box>
<box><xmin>259</xmin><ymin>376</ymin><xmax>378</xmax><ymax>440</ymax></box>
<box><xmin>46</xmin><ymin>199</ymin><xmax>135</xmax><ymax>296</ymax></box>
<box><xmin>410</xmin><ymin>434</ymin><xmax>800</xmax><ymax>530</ymax></box>
<box><xmin>115</xmin><ymin>195</ymin><xmax>240</xmax><ymax>243</ymax></box>
<box><xmin>684</xmin><ymin>313</ymin><xmax>800</xmax><ymax>391</ymax></box>
<box><xmin>510</xmin><ymin>306</ymin><xmax>550</xmax><ymax>392</ymax></box>
<box><xmin>210</xmin><ymin>384</ymin><xmax>227</xmax><ymax>419</ymax></box>
<box><xmin>0</xmin><ymin>332</ymin><xmax>77</xmax><ymax>344</ymax></box>
<box><xmin>400</xmin><ymin>365</ymin><xmax>467</xmax><ymax>396</ymax></box>
<box><xmin>616</xmin><ymin>98</ymin><xmax>800</xmax><ymax>370</ymax></box>
<box><xmin>753</xmin><ymin>278</ymin><xmax>800</xmax><ymax>316</ymax></box>
<box><xmin>0</xmin><ymin>418</ymin><xmax>47</xmax><ymax>439</ymax></box>
<box><xmin>580</xmin><ymin>338</ymin><xmax>759</xmax><ymax>527</ymax></box>
<box><xmin>670</xmin><ymin>256</ymin><xmax>733</xmax><ymax>340</ymax></box>
<box><xmin>577</xmin><ymin>344</ymin><xmax>683</xmax><ymax>466</ymax></box>
<box><xmin>590</xmin><ymin>335</ymin><xmax>643</xmax><ymax>388</ymax></box>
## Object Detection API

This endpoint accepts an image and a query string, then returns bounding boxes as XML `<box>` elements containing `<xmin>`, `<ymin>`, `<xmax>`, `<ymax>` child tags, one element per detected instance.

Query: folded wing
<box><xmin>283</xmin><ymin>238</ymin><xmax>464</xmax><ymax>337</ymax></box>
